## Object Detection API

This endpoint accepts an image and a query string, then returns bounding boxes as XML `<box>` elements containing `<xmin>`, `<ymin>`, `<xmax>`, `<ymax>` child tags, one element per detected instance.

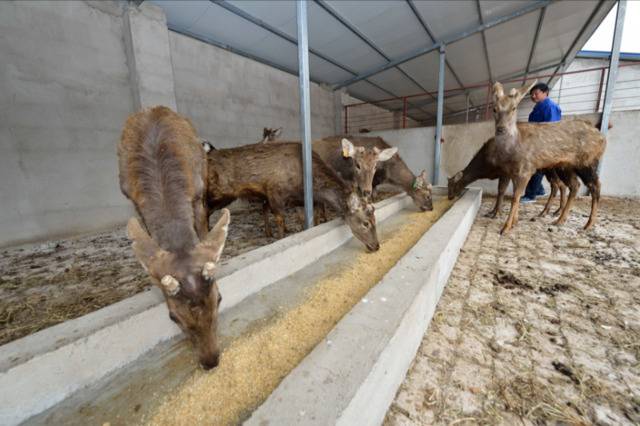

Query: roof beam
<box><xmin>333</xmin><ymin>0</ymin><xmax>552</xmax><ymax>90</ymax></box>
<box><xmin>211</xmin><ymin>0</ymin><xmax>430</xmax><ymax>120</ymax></box>
<box><xmin>475</xmin><ymin>0</ymin><xmax>494</xmax><ymax>82</ymax></box>
<box><xmin>313</xmin><ymin>0</ymin><xmax>438</xmax><ymax>115</ymax></box>
<box><xmin>522</xmin><ymin>6</ymin><xmax>546</xmax><ymax>84</ymax></box>
<box><xmin>406</xmin><ymin>0</ymin><xmax>471</xmax><ymax>106</ymax></box>
<box><xmin>545</xmin><ymin>0</ymin><xmax>608</xmax><ymax>86</ymax></box>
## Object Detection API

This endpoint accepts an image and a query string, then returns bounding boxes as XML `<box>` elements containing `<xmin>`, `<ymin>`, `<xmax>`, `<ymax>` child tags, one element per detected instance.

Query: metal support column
<box><xmin>433</xmin><ymin>45</ymin><xmax>445</xmax><ymax>185</ymax></box>
<box><xmin>600</xmin><ymin>0</ymin><xmax>626</xmax><ymax>137</ymax></box>
<box><xmin>297</xmin><ymin>0</ymin><xmax>313</xmax><ymax>229</ymax></box>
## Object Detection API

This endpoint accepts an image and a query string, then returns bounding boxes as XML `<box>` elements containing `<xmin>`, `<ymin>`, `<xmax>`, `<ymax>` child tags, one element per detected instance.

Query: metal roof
<box><xmin>151</xmin><ymin>0</ymin><xmax>614</xmax><ymax>123</ymax></box>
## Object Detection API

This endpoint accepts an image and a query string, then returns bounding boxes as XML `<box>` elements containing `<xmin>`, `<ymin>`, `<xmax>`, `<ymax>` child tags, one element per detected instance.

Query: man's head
<box><xmin>529</xmin><ymin>82</ymin><xmax>550</xmax><ymax>103</ymax></box>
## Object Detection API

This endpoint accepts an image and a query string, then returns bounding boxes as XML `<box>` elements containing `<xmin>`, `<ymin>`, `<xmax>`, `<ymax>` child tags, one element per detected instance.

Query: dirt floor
<box><xmin>385</xmin><ymin>195</ymin><xmax>640</xmax><ymax>426</ymax></box>
<box><xmin>0</xmin><ymin>191</ymin><xmax>400</xmax><ymax>346</ymax></box>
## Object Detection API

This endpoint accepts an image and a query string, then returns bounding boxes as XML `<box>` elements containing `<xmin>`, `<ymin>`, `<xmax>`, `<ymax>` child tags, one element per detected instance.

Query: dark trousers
<box><xmin>524</xmin><ymin>171</ymin><xmax>545</xmax><ymax>198</ymax></box>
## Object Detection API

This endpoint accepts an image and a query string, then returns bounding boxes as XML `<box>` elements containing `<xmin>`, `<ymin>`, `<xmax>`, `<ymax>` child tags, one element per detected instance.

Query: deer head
<box><xmin>261</xmin><ymin>127</ymin><xmax>283</xmax><ymax>143</ymax></box>
<box><xmin>344</xmin><ymin>192</ymin><xmax>379</xmax><ymax>252</ymax></box>
<box><xmin>341</xmin><ymin>138</ymin><xmax>397</xmax><ymax>199</ymax></box>
<box><xmin>409</xmin><ymin>170</ymin><xmax>433</xmax><ymax>211</ymax></box>
<box><xmin>448</xmin><ymin>171</ymin><xmax>464</xmax><ymax>200</ymax></box>
<box><xmin>492</xmin><ymin>80</ymin><xmax>537</xmax><ymax>136</ymax></box>
<box><xmin>127</xmin><ymin>209</ymin><xmax>231</xmax><ymax>370</ymax></box>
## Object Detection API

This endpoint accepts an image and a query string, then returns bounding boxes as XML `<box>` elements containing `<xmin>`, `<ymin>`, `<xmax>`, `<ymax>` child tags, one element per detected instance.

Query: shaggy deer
<box><xmin>447</xmin><ymin>137</ymin><xmax>568</xmax><ymax>218</ymax></box>
<box><xmin>205</xmin><ymin>142</ymin><xmax>380</xmax><ymax>251</ymax></box>
<box><xmin>316</xmin><ymin>136</ymin><xmax>433</xmax><ymax>211</ymax></box>
<box><xmin>118</xmin><ymin>106</ymin><xmax>230</xmax><ymax>370</ymax></box>
<box><xmin>491</xmin><ymin>81</ymin><xmax>606</xmax><ymax>233</ymax></box>
<box><xmin>312</xmin><ymin>137</ymin><xmax>398</xmax><ymax>198</ymax></box>
<box><xmin>260</xmin><ymin>127</ymin><xmax>283</xmax><ymax>143</ymax></box>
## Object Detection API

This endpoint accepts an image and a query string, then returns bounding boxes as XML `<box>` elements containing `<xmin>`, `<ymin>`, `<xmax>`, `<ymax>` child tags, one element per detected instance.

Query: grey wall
<box><xmin>0</xmin><ymin>1</ymin><xmax>135</xmax><ymax>247</ymax></box>
<box><xmin>0</xmin><ymin>1</ymin><xmax>339</xmax><ymax>247</ymax></box>
<box><xmin>170</xmin><ymin>32</ymin><xmax>337</xmax><ymax>148</ymax></box>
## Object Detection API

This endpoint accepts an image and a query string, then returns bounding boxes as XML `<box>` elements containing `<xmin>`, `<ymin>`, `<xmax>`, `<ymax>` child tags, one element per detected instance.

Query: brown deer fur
<box><xmin>491</xmin><ymin>81</ymin><xmax>606</xmax><ymax>233</ymax></box>
<box><xmin>448</xmin><ymin>137</ymin><xmax>568</xmax><ymax>218</ymax></box>
<box><xmin>205</xmin><ymin>142</ymin><xmax>380</xmax><ymax>251</ymax></box>
<box><xmin>118</xmin><ymin>106</ymin><xmax>230</xmax><ymax>370</ymax></box>
<box><xmin>315</xmin><ymin>136</ymin><xmax>433</xmax><ymax>211</ymax></box>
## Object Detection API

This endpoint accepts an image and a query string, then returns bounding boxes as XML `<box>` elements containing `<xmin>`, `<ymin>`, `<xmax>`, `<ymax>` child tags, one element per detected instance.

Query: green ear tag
<box><xmin>412</xmin><ymin>178</ymin><xmax>418</xmax><ymax>190</ymax></box>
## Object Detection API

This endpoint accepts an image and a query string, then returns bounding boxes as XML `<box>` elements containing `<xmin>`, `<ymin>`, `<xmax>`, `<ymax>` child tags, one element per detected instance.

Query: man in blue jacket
<box><xmin>521</xmin><ymin>82</ymin><xmax>562</xmax><ymax>203</ymax></box>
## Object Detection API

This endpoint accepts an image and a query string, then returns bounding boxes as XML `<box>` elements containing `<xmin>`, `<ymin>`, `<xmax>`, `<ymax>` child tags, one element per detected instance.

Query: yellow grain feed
<box><xmin>145</xmin><ymin>199</ymin><xmax>452</xmax><ymax>425</ymax></box>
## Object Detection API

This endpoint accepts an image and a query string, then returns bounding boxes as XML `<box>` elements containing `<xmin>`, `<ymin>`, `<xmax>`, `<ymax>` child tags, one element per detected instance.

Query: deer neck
<box><xmin>495</xmin><ymin>120</ymin><xmax>520</xmax><ymax>148</ymax></box>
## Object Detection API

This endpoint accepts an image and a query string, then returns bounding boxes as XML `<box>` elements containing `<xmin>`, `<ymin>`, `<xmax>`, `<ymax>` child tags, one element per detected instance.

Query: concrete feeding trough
<box><xmin>0</xmin><ymin>187</ymin><xmax>481</xmax><ymax>425</ymax></box>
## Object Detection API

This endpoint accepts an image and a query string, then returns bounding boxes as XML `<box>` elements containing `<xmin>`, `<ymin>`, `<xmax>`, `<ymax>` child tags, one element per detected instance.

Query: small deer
<box><xmin>260</xmin><ymin>127</ymin><xmax>283</xmax><ymax>143</ymax></box>
<box><xmin>316</xmin><ymin>136</ymin><xmax>433</xmax><ymax>211</ymax></box>
<box><xmin>313</xmin><ymin>137</ymin><xmax>398</xmax><ymax>199</ymax></box>
<box><xmin>490</xmin><ymin>81</ymin><xmax>606</xmax><ymax>233</ymax></box>
<box><xmin>204</xmin><ymin>142</ymin><xmax>380</xmax><ymax>251</ymax></box>
<box><xmin>118</xmin><ymin>106</ymin><xmax>230</xmax><ymax>370</ymax></box>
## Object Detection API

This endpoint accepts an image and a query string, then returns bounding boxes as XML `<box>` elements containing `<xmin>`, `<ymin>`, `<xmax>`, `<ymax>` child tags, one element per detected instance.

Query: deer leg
<box><xmin>539</xmin><ymin>170</ymin><xmax>558</xmax><ymax>217</ymax></box>
<box><xmin>553</xmin><ymin>172</ymin><xmax>579</xmax><ymax>226</ymax></box>
<box><xmin>501</xmin><ymin>177</ymin><xmax>527</xmax><ymax>234</ymax></box>
<box><xmin>486</xmin><ymin>176</ymin><xmax>508</xmax><ymax>218</ymax></box>
<box><xmin>262</xmin><ymin>201</ymin><xmax>273</xmax><ymax>238</ymax></box>
<box><xmin>554</xmin><ymin>181</ymin><xmax>567</xmax><ymax>216</ymax></box>
<box><xmin>577</xmin><ymin>166</ymin><xmax>601</xmax><ymax>230</ymax></box>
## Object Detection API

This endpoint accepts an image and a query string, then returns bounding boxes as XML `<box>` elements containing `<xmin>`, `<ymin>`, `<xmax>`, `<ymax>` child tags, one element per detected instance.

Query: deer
<box><xmin>260</xmin><ymin>127</ymin><xmax>283</xmax><ymax>143</ymax></box>
<box><xmin>118</xmin><ymin>106</ymin><xmax>230</xmax><ymax>370</ymax></box>
<box><xmin>490</xmin><ymin>81</ymin><xmax>606</xmax><ymax>234</ymax></box>
<box><xmin>204</xmin><ymin>142</ymin><xmax>380</xmax><ymax>251</ymax></box>
<box><xmin>447</xmin><ymin>137</ymin><xmax>568</xmax><ymax>218</ymax></box>
<box><xmin>315</xmin><ymin>136</ymin><xmax>433</xmax><ymax>211</ymax></box>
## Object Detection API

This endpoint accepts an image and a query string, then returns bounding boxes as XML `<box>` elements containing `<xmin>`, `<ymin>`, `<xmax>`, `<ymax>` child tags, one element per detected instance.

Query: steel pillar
<box><xmin>434</xmin><ymin>46</ymin><xmax>445</xmax><ymax>185</ymax></box>
<box><xmin>600</xmin><ymin>0</ymin><xmax>626</xmax><ymax>137</ymax></box>
<box><xmin>297</xmin><ymin>0</ymin><xmax>313</xmax><ymax>229</ymax></box>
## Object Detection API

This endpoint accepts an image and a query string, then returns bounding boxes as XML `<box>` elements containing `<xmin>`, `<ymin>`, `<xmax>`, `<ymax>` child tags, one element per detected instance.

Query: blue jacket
<box><xmin>528</xmin><ymin>97</ymin><xmax>562</xmax><ymax>122</ymax></box>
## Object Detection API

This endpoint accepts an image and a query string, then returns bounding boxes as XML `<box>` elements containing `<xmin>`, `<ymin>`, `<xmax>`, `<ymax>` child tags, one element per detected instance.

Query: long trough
<box><xmin>0</xmin><ymin>187</ymin><xmax>481</xmax><ymax>425</ymax></box>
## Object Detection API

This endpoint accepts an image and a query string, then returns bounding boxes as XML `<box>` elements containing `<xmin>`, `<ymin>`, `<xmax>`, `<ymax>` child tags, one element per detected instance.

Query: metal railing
<box><xmin>343</xmin><ymin>62</ymin><xmax>640</xmax><ymax>133</ymax></box>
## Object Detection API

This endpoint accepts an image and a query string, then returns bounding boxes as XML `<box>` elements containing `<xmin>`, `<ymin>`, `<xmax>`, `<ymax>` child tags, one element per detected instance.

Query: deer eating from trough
<box><xmin>204</xmin><ymin>142</ymin><xmax>380</xmax><ymax>251</ymax></box>
<box><xmin>490</xmin><ymin>81</ymin><xmax>606</xmax><ymax>233</ymax></box>
<box><xmin>315</xmin><ymin>136</ymin><xmax>433</xmax><ymax>211</ymax></box>
<box><xmin>118</xmin><ymin>106</ymin><xmax>230</xmax><ymax>370</ymax></box>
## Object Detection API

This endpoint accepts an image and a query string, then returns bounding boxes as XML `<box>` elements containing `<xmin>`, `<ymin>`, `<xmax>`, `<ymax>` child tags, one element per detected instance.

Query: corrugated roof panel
<box><xmin>446</xmin><ymin>33</ymin><xmax>490</xmax><ymax>85</ymax></box>
<box><xmin>324</xmin><ymin>0</ymin><xmax>431</xmax><ymax>59</ymax></box>
<box><xmin>479</xmin><ymin>0</ymin><xmax>540</xmax><ymax>21</ymax></box>
<box><xmin>485</xmin><ymin>11</ymin><xmax>540</xmax><ymax>80</ymax></box>
<box><xmin>400</xmin><ymin>50</ymin><xmax>461</xmax><ymax>93</ymax></box>
<box><xmin>412</xmin><ymin>0</ymin><xmax>480</xmax><ymax>41</ymax></box>
<box><xmin>367</xmin><ymin>68</ymin><xmax>425</xmax><ymax>97</ymax></box>
<box><xmin>151</xmin><ymin>0</ymin><xmax>209</xmax><ymax>29</ymax></box>
<box><xmin>530</xmin><ymin>1</ymin><xmax>601</xmax><ymax>71</ymax></box>
<box><xmin>225</xmin><ymin>0</ymin><xmax>297</xmax><ymax>36</ymax></box>
<box><xmin>347</xmin><ymin>80</ymin><xmax>397</xmax><ymax>103</ymax></box>
<box><xmin>308</xmin><ymin>55</ymin><xmax>353</xmax><ymax>84</ymax></box>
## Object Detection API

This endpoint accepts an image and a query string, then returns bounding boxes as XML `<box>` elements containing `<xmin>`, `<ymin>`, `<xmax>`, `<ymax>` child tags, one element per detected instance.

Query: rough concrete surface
<box><xmin>385</xmin><ymin>196</ymin><xmax>640</xmax><ymax>425</ymax></box>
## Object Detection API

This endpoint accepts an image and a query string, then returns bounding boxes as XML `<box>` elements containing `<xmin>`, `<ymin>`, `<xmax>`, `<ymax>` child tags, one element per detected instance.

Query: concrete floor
<box><xmin>384</xmin><ymin>196</ymin><xmax>640</xmax><ymax>425</ymax></box>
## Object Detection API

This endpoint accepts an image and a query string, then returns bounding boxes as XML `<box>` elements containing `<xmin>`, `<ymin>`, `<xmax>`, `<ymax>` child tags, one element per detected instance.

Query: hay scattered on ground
<box><xmin>144</xmin><ymin>199</ymin><xmax>453</xmax><ymax>426</ymax></box>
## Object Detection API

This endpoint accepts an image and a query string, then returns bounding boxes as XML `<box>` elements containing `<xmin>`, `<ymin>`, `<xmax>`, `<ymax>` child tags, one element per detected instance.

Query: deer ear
<box><xmin>492</xmin><ymin>82</ymin><xmax>504</xmax><ymax>102</ymax></box>
<box><xmin>127</xmin><ymin>217</ymin><xmax>169</xmax><ymax>275</ymax></box>
<box><xmin>198</xmin><ymin>208</ymin><xmax>230</xmax><ymax>264</ymax></box>
<box><xmin>341</xmin><ymin>138</ymin><xmax>355</xmax><ymax>158</ymax></box>
<box><xmin>377</xmin><ymin>147</ymin><xmax>397</xmax><ymax>162</ymax></box>
<box><xmin>274</xmin><ymin>127</ymin><xmax>282</xmax><ymax>137</ymax></box>
<box><xmin>516</xmin><ymin>80</ymin><xmax>537</xmax><ymax>103</ymax></box>
<box><xmin>347</xmin><ymin>192</ymin><xmax>361</xmax><ymax>212</ymax></box>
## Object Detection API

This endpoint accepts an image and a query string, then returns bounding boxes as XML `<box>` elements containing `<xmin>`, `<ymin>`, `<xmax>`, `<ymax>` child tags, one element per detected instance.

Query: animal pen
<box><xmin>0</xmin><ymin>1</ymin><xmax>638</xmax><ymax>425</ymax></box>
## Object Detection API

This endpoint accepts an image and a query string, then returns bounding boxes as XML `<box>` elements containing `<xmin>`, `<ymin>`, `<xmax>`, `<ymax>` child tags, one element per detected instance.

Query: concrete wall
<box><xmin>371</xmin><ymin>111</ymin><xmax>640</xmax><ymax>198</ymax></box>
<box><xmin>170</xmin><ymin>32</ymin><xmax>337</xmax><ymax>149</ymax></box>
<box><xmin>0</xmin><ymin>1</ymin><xmax>340</xmax><ymax>247</ymax></box>
<box><xmin>0</xmin><ymin>1</ymin><xmax>135</xmax><ymax>247</ymax></box>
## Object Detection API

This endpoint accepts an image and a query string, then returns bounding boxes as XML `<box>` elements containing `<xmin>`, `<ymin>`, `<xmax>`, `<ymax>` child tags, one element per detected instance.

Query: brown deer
<box><xmin>312</xmin><ymin>137</ymin><xmax>398</xmax><ymax>199</ymax></box>
<box><xmin>118</xmin><ymin>106</ymin><xmax>230</xmax><ymax>370</ymax></box>
<box><xmin>315</xmin><ymin>136</ymin><xmax>433</xmax><ymax>211</ymax></box>
<box><xmin>260</xmin><ymin>127</ymin><xmax>283</xmax><ymax>143</ymax></box>
<box><xmin>490</xmin><ymin>81</ymin><xmax>606</xmax><ymax>233</ymax></box>
<box><xmin>204</xmin><ymin>142</ymin><xmax>380</xmax><ymax>251</ymax></box>
<box><xmin>447</xmin><ymin>137</ymin><xmax>568</xmax><ymax>218</ymax></box>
